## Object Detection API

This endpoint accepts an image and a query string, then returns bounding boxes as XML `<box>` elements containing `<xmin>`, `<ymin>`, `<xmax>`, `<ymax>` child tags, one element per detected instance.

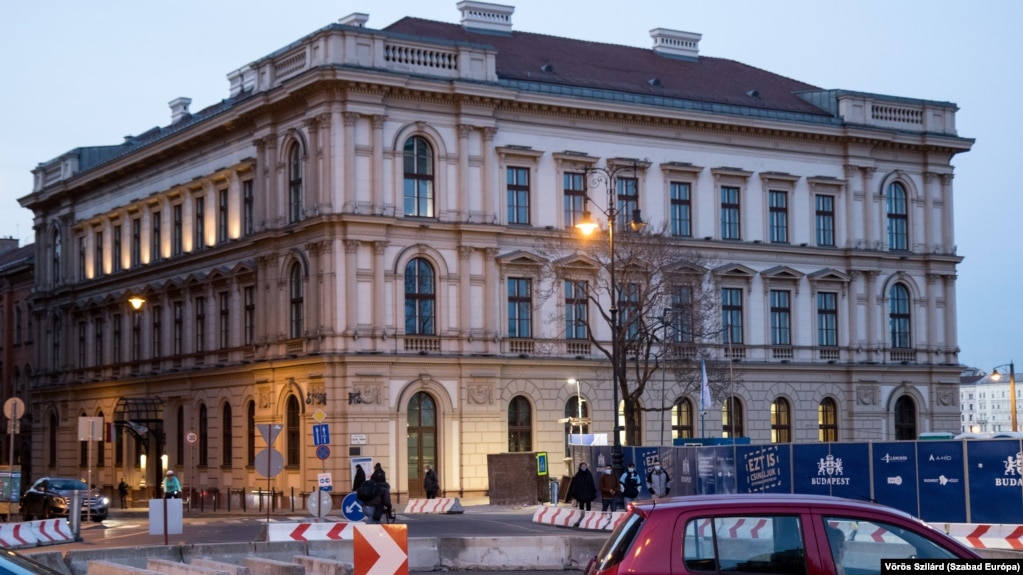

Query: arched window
<box><xmin>289</xmin><ymin>263</ymin><xmax>304</xmax><ymax>339</ymax></box>
<box><xmin>565</xmin><ymin>395</ymin><xmax>589</xmax><ymax>456</ymax></box>
<box><xmin>97</xmin><ymin>410</ymin><xmax>106</xmax><ymax>467</ymax></box>
<box><xmin>222</xmin><ymin>403</ymin><xmax>233</xmax><ymax>469</ymax></box>
<box><xmin>889</xmin><ymin>283</ymin><xmax>912</xmax><ymax>349</ymax></box>
<box><xmin>51</xmin><ymin>315</ymin><xmax>61</xmax><ymax>371</ymax></box>
<box><xmin>507</xmin><ymin>396</ymin><xmax>532</xmax><ymax>452</ymax></box>
<box><xmin>770</xmin><ymin>398</ymin><xmax>791</xmax><ymax>443</ymax></box>
<box><xmin>246</xmin><ymin>400</ymin><xmax>256</xmax><ymax>466</ymax></box>
<box><xmin>722</xmin><ymin>396</ymin><xmax>744</xmax><ymax>438</ymax></box>
<box><xmin>672</xmin><ymin>397</ymin><xmax>694</xmax><ymax>439</ymax></box>
<box><xmin>818</xmin><ymin>398</ymin><xmax>838</xmax><ymax>442</ymax></box>
<box><xmin>199</xmin><ymin>403</ymin><xmax>208</xmax><ymax>466</ymax></box>
<box><xmin>286</xmin><ymin>395</ymin><xmax>300</xmax><ymax>466</ymax></box>
<box><xmin>52</xmin><ymin>228</ymin><xmax>61</xmax><ymax>283</ymax></box>
<box><xmin>176</xmin><ymin>406</ymin><xmax>185</xmax><ymax>465</ymax></box>
<box><xmin>886</xmin><ymin>182</ymin><xmax>908</xmax><ymax>250</ymax></box>
<box><xmin>403</xmin><ymin>136</ymin><xmax>434</xmax><ymax>217</ymax></box>
<box><xmin>288</xmin><ymin>143</ymin><xmax>303</xmax><ymax>223</ymax></box>
<box><xmin>895</xmin><ymin>395</ymin><xmax>917</xmax><ymax>440</ymax></box>
<box><xmin>405</xmin><ymin>258</ymin><xmax>436</xmax><ymax>335</ymax></box>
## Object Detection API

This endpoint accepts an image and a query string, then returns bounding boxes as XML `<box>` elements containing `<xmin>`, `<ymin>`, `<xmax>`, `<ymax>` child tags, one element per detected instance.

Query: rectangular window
<box><xmin>670</xmin><ymin>182</ymin><xmax>692</xmax><ymax>237</ymax></box>
<box><xmin>244</xmin><ymin>286</ymin><xmax>255</xmax><ymax>345</ymax></box>
<box><xmin>112</xmin><ymin>225</ymin><xmax>123</xmax><ymax>272</ymax></box>
<box><xmin>195</xmin><ymin>296</ymin><xmax>206</xmax><ymax>353</ymax></box>
<box><xmin>77</xmin><ymin>320</ymin><xmax>86</xmax><ymax>369</ymax></box>
<box><xmin>616</xmin><ymin>177</ymin><xmax>639</xmax><ymax>230</ymax></box>
<box><xmin>722</xmin><ymin>287</ymin><xmax>743</xmax><ymax>344</ymax></box>
<box><xmin>194</xmin><ymin>196</ymin><xmax>205</xmax><ymax>251</ymax></box>
<box><xmin>173</xmin><ymin>302</ymin><xmax>183</xmax><ymax>356</ymax></box>
<box><xmin>816</xmin><ymin>194</ymin><xmax>835</xmax><ymax>247</ymax></box>
<box><xmin>770</xmin><ymin>290</ymin><xmax>791</xmax><ymax>346</ymax></box>
<box><xmin>94</xmin><ymin>318</ymin><xmax>104</xmax><ymax>366</ymax></box>
<box><xmin>78</xmin><ymin>237</ymin><xmax>86</xmax><ymax>281</ymax></box>
<box><xmin>172</xmin><ymin>205</ymin><xmax>183</xmax><ymax>256</ymax></box>
<box><xmin>720</xmin><ymin>186</ymin><xmax>741</xmax><ymax>240</ymax></box>
<box><xmin>243</xmin><ymin>180</ymin><xmax>254</xmax><ymax>236</ymax></box>
<box><xmin>131</xmin><ymin>218</ymin><xmax>141</xmax><ymax>268</ymax></box>
<box><xmin>565</xmin><ymin>280</ymin><xmax>588</xmax><ymax>340</ymax></box>
<box><xmin>217</xmin><ymin>188</ymin><xmax>229</xmax><ymax>244</ymax></box>
<box><xmin>620</xmin><ymin>283</ymin><xmax>641</xmax><ymax>340</ymax></box>
<box><xmin>151</xmin><ymin>305</ymin><xmax>162</xmax><ymax>358</ymax></box>
<box><xmin>669</xmin><ymin>286</ymin><xmax>695</xmax><ymax>343</ymax></box>
<box><xmin>507</xmin><ymin>167</ymin><xmax>530</xmax><ymax>225</ymax></box>
<box><xmin>563</xmin><ymin>172</ymin><xmax>586</xmax><ymax>228</ymax></box>
<box><xmin>817</xmin><ymin>292</ymin><xmax>838</xmax><ymax>347</ymax></box>
<box><xmin>113</xmin><ymin>314</ymin><xmax>122</xmax><ymax>365</ymax></box>
<box><xmin>768</xmin><ymin>190</ymin><xmax>788</xmax><ymax>243</ymax></box>
<box><xmin>219</xmin><ymin>291</ymin><xmax>230</xmax><ymax>350</ymax></box>
<box><xmin>151</xmin><ymin>210</ymin><xmax>162</xmax><ymax>262</ymax></box>
<box><xmin>94</xmin><ymin>231</ymin><xmax>103</xmax><ymax>277</ymax></box>
<box><xmin>507</xmin><ymin>278</ymin><xmax>532</xmax><ymax>338</ymax></box>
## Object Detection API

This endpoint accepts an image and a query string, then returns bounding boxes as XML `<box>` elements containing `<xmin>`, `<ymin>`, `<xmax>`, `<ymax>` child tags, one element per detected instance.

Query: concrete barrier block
<box><xmin>291</xmin><ymin>555</ymin><xmax>352</xmax><ymax>575</ymax></box>
<box><xmin>23</xmin><ymin>550</ymin><xmax>73</xmax><ymax>575</ymax></box>
<box><xmin>87</xmin><ymin>560</ymin><xmax>164</xmax><ymax>575</ymax></box>
<box><xmin>566</xmin><ymin>535</ymin><xmax>610</xmax><ymax>569</ymax></box>
<box><xmin>437</xmin><ymin>536</ymin><xmax>570</xmax><ymax>570</ymax></box>
<box><xmin>245</xmin><ymin>542</ymin><xmax>310</xmax><ymax>564</ymax></box>
<box><xmin>305</xmin><ymin>539</ymin><xmax>353</xmax><ymax>562</ymax></box>
<box><xmin>189</xmin><ymin>559</ymin><xmax>250</xmax><ymax>575</ymax></box>
<box><xmin>407</xmin><ymin>537</ymin><xmax>440</xmax><ymax>572</ymax></box>
<box><xmin>241</xmin><ymin>557</ymin><xmax>303</xmax><ymax>575</ymax></box>
<box><xmin>180</xmin><ymin>543</ymin><xmax>258</xmax><ymax>567</ymax></box>
<box><xmin>147</xmin><ymin>559</ymin><xmax>229</xmax><ymax>575</ymax></box>
<box><xmin>67</xmin><ymin>545</ymin><xmax>183</xmax><ymax>575</ymax></box>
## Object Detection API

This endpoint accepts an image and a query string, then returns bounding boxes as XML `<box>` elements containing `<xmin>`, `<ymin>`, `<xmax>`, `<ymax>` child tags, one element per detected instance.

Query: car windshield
<box><xmin>48</xmin><ymin>479</ymin><xmax>87</xmax><ymax>491</ymax></box>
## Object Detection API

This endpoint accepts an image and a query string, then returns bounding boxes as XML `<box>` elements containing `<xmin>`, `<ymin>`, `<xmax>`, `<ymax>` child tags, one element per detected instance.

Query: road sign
<box><xmin>185</xmin><ymin>431</ymin><xmax>198</xmax><ymax>445</ymax></box>
<box><xmin>316</xmin><ymin>445</ymin><xmax>331</xmax><ymax>460</ymax></box>
<box><xmin>313</xmin><ymin>423</ymin><xmax>330</xmax><ymax>446</ymax></box>
<box><xmin>257</xmin><ymin>423</ymin><xmax>283</xmax><ymax>446</ymax></box>
<box><xmin>351</xmin><ymin>433</ymin><xmax>367</xmax><ymax>445</ymax></box>
<box><xmin>355</xmin><ymin>524</ymin><xmax>408</xmax><ymax>575</ymax></box>
<box><xmin>307</xmin><ymin>489</ymin><xmax>332</xmax><ymax>518</ymax></box>
<box><xmin>341</xmin><ymin>492</ymin><xmax>365</xmax><ymax>522</ymax></box>
<box><xmin>318</xmin><ymin>472</ymin><xmax>333</xmax><ymax>491</ymax></box>
<box><xmin>3</xmin><ymin>398</ymin><xmax>24</xmax><ymax>420</ymax></box>
<box><xmin>254</xmin><ymin>448</ymin><xmax>285</xmax><ymax>478</ymax></box>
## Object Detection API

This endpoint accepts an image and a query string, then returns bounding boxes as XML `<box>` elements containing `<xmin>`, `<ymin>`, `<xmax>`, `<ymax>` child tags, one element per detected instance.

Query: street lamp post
<box><xmin>991</xmin><ymin>362</ymin><xmax>1017</xmax><ymax>432</ymax></box>
<box><xmin>575</xmin><ymin>161</ymin><xmax>644</xmax><ymax>480</ymax></box>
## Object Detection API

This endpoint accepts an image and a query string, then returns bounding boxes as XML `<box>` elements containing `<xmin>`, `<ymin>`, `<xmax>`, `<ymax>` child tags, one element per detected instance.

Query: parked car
<box><xmin>585</xmin><ymin>493</ymin><xmax>981</xmax><ymax>575</ymax></box>
<box><xmin>20</xmin><ymin>477</ymin><xmax>109</xmax><ymax>522</ymax></box>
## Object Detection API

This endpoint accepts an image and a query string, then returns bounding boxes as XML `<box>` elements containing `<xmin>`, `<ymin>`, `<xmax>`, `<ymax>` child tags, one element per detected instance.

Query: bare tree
<box><xmin>536</xmin><ymin>220</ymin><xmax>738</xmax><ymax>445</ymax></box>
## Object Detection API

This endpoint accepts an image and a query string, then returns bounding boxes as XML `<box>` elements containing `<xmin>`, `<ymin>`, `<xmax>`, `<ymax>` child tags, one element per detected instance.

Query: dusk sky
<box><xmin>2</xmin><ymin>1</ymin><xmax>1019</xmax><ymax>374</ymax></box>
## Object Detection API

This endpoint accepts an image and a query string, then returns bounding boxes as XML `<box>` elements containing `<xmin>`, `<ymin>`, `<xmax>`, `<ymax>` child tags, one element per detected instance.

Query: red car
<box><xmin>586</xmin><ymin>493</ymin><xmax>981</xmax><ymax>575</ymax></box>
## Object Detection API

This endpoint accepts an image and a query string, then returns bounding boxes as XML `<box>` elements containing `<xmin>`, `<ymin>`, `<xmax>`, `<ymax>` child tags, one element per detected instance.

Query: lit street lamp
<box><xmin>575</xmin><ymin>161</ymin><xmax>644</xmax><ymax>479</ymax></box>
<box><xmin>991</xmin><ymin>362</ymin><xmax>1017</xmax><ymax>432</ymax></box>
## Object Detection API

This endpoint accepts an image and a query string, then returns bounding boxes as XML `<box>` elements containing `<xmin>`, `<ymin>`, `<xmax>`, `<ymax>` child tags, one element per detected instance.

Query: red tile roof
<box><xmin>384</xmin><ymin>17</ymin><xmax>829</xmax><ymax>117</ymax></box>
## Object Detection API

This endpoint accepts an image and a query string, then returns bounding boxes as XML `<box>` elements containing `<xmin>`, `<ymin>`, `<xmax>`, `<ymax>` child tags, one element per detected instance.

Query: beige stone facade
<box><xmin>19</xmin><ymin>2</ymin><xmax>972</xmax><ymax>500</ymax></box>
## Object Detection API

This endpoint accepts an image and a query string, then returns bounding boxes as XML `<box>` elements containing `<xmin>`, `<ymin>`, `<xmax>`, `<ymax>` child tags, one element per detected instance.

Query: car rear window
<box><xmin>822</xmin><ymin>516</ymin><xmax>957</xmax><ymax>575</ymax></box>
<box><xmin>590</xmin><ymin>512</ymin><xmax>645</xmax><ymax>574</ymax></box>
<box><xmin>683</xmin><ymin>515</ymin><xmax>806</xmax><ymax>575</ymax></box>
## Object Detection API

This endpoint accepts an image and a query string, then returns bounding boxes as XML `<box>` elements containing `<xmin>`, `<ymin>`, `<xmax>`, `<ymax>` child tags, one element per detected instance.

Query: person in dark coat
<box><xmin>371</xmin><ymin>462</ymin><xmax>387</xmax><ymax>484</ymax></box>
<box><xmin>423</xmin><ymin>465</ymin><xmax>439</xmax><ymax>499</ymax></box>
<box><xmin>352</xmin><ymin>464</ymin><xmax>366</xmax><ymax>492</ymax></box>
<box><xmin>567</xmin><ymin>462</ymin><xmax>597</xmax><ymax>511</ymax></box>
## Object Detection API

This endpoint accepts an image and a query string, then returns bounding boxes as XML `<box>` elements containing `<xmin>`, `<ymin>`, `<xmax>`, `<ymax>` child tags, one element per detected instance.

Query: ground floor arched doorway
<box><xmin>406</xmin><ymin>391</ymin><xmax>437</xmax><ymax>498</ymax></box>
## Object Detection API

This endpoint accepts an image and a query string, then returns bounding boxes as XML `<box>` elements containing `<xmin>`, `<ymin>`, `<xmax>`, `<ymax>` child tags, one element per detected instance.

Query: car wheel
<box><xmin>91</xmin><ymin>514</ymin><xmax>106</xmax><ymax>523</ymax></box>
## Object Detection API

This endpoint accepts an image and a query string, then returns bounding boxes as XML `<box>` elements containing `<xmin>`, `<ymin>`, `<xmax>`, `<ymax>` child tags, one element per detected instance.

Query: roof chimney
<box><xmin>650</xmin><ymin>28</ymin><xmax>701</xmax><ymax>60</ymax></box>
<box><xmin>457</xmin><ymin>0</ymin><xmax>514</xmax><ymax>34</ymax></box>
<box><xmin>339</xmin><ymin>13</ymin><xmax>369</xmax><ymax>27</ymax></box>
<box><xmin>169</xmin><ymin>97</ymin><xmax>192</xmax><ymax>123</ymax></box>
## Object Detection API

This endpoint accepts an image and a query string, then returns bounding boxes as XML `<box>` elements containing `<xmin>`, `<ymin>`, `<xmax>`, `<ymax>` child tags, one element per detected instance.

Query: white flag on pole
<box><xmin>700</xmin><ymin>360</ymin><xmax>712</xmax><ymax>411</ymax></box>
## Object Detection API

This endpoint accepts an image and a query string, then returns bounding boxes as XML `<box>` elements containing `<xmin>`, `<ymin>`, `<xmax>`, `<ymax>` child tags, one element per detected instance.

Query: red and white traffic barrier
<box><xmin>934</xmin><ymin>523</ymin><xmax>1023</xmax><ymax>550</ymax></box>
<box><xmin>266</xmin><ymin>522</ymin><xmax>354</xmax><ymax>542</ymax></box>
<box><xmin>577</xmin><ymin>511</ymin><xmax>627</xmax><ymax>531</ymax></box>
<box><xmin>403</xmin><ymin>498</ymin><xmax>464</xmax><ymax>514</ymax></box>
<box><xmin>531</xmin><ymin>506</ymin><xmax>583</xmax><ymax>528</ymax></box>
<box><xmin>31</xmin><ymin>519</ymin><xmax>74</xmax><ymax>546</ymax></box>
<box><xmin>0</xmin><ymin>522</ymin><xmax>38</xmax><ymax>549</ymax></box>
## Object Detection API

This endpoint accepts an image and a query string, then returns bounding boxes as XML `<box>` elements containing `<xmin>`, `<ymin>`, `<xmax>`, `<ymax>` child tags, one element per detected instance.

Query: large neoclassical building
<box><xmin>19</xmin><ymin>1</ymin><xmax>972</xmax><ymax>499</ymax></box>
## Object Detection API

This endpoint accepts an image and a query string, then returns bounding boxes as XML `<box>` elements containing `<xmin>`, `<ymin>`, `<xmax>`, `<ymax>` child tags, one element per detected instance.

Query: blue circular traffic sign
<box><xmin>341</xmin><ymin>492</ymin><xmax>365</xmax><ymax>521</ymax></box>
<box><xmin>316</xmin><ymin>445</ymin><xmax>330</xmax><ymax>460</ymax></box>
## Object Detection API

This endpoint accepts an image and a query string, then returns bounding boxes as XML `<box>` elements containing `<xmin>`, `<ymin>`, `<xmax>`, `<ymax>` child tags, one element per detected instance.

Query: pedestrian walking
<box><xmin>117</xmin><ymin>478</ymin><xmax>129</xmax><ymax>509</ymax></box>
<box><xmin>619</xmin><ymin>462</ymin><xmax>643</xmax><ymax>506</ymax></box>
<box><xmin>371</xmin><ymin>462</ymin><xmax>387</xmax><ymax>484</ymax></box>
<box><xmin>646</xmin><ymin>459</ymin><xmax>671</xmax><ymax>499</ymax></box>
<box><xmin>567</xmin><ymin>462</ymin><xmax>597</xmax><ymax>511</ymax></box>
<box><xmin>352</xmin><ymin>464</ymin><xmax>366</xmax><ymax>492</ymax></box>
<box><xmin>424</xmin><ymin>465</ymin><xmax>439</xmax><ymax>499</ymax></box>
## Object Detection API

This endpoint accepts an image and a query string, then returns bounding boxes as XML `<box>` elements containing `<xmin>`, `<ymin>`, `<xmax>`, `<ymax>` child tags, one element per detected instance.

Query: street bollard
<box><xmin>69</xmin><ymin>491</ymin><xmax>83</xmax><ymax>541</ymax></box>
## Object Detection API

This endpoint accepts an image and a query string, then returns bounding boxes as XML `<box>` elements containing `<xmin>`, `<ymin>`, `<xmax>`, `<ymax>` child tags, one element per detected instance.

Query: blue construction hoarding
<box><xmin>569</xmin><ymin>438</ymin><xmax>1023</xmax><ymax>524</ymax></box>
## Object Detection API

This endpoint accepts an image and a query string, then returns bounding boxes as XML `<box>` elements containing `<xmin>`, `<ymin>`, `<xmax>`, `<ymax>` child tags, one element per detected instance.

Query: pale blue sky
<box><xmin>2</xmin><ymin>1</ymin><xmax>1019</xmax><ymax>373</ymax></box>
